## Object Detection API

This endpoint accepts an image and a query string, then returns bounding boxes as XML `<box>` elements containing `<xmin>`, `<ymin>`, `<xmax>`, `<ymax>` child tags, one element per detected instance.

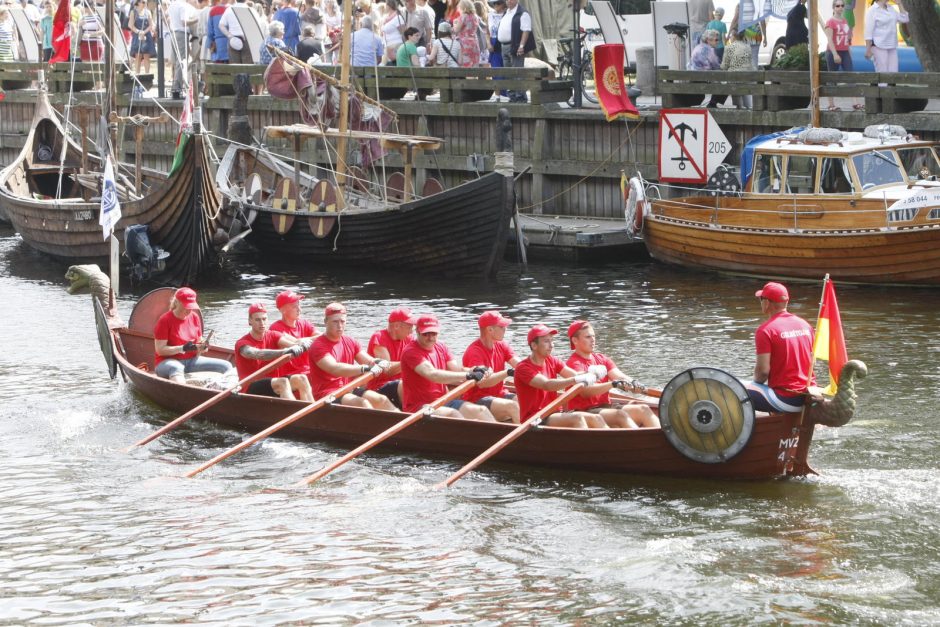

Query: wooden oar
<box><xmin>434</xmin><ymin>383</ymin><xmax>586</xmax><ymax>490</ymax></box>
<box><xmin>184</xmin><ymin>371</ymin><xmax>374</xmax><ymax>478</ymax></box>
<box><xmin>296</xmin><ymin>379</ymin><xmax>476</xmax><ymax>486</ymax></box>
<box><xmin>124</xmin><ymin>353</ymin><xmax>293</xmax><ymax>451</ymax></box>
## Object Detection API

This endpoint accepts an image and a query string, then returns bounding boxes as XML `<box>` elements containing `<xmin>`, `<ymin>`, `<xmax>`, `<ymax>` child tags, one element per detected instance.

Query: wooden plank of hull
<box><xmin>116</xmin><ymin>329</ymin><xmax>812</xmax><ymax>480</ymax></box>
<box><xmin>2</xmin><ymin>133</ymin><xmax>221</xmax><ymax>285</ymax></box>
<box><xmin>246</xmin><ymin>172</ymin><xmax>512</xmax><ymax>278</ymax></box>
<box><xmin>644</xmin><ymin>218</ymin><xmax>940</xmax><ymax>284</ymax></box>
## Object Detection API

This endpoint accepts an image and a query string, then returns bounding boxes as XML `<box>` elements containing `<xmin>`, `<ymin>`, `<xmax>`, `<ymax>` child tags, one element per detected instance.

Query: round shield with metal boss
<box><xmin>658</xmin><ymin>367</ymin><xmax>755</xmax><ymax>463</ymax></box>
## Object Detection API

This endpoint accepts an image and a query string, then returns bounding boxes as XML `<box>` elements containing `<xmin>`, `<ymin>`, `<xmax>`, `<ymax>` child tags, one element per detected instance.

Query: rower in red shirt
<box><xmin>461</xmin><ymin>310</ymin><xmax>520</xmax><ymax>423</ymax></box>
<box><xmin>399</xmin><ymin>314</ymin><xmax>496</xmax><ymax>421</ymax></box>
<box><xmin>746</xmin><ymin>282</ymin><xmax>815</xmax><ymax>412</ymax></box>
<box><xmin>234</xmin><ymin>303</ymin><xmax>313</xmax><ymax>400</ymax></box>
<box><xmin>307</xmin><ymin>302</ymin><xmax>396</xmax><ymax>409</ymax></box>
<box><xmin>153</xmin><ymin>287</ymin><xmax>233</xmax><ymax>384</ymax></box>
<box><xmin>565</xmin><ymin>320</ymin><xmax>659</xmax><ymax>428</ymax></box>
<box><xmin>512</xmin><ymin>324</ymin><xmax>608</xmax><ymax>428</ymax></box>
<box><xmin>366</xmin><ymin>307</ymin><xmax>417</xmax><ymax>409</ymax></box>
<box><xmin>269</xmin><ymin>289</ymin><xmax>318</xmax><ymax>379</ymax></box>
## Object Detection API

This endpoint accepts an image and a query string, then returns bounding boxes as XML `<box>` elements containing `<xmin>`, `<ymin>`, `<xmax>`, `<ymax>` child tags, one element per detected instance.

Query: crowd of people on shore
<box><xmin>0</xmin><ymin>0</ymin><xmax>535</xmax><ymax>101</ymax></box>
<box><xmin>152</xmin><ymin>279</ymin><xmax>819</xmax><ymax>429</ymax></box>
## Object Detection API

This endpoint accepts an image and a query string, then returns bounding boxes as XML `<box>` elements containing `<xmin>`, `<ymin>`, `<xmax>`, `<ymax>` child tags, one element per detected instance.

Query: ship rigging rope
<box><xmin>516</xmin><ymin>116</ymin><xmax>645</xmax><ymax>213</ymax></box>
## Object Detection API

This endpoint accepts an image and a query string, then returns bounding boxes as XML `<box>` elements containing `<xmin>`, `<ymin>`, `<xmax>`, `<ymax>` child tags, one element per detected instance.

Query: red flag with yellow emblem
<box><xmin>591</xmin><ymin>44</ymin><xmax>639</xmax><ymax>122</ymax></box>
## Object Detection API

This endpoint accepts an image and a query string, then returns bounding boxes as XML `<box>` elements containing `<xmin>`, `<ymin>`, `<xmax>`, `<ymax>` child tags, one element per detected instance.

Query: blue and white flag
<box><xmin>99</xmin><ymin>156</ymin><xmax>122</xmax><ymax>241</ymax></box>
<box><xmin>738</xmin><ymin>0</ymin><xmax>800</xmax><ymax>32</ymax></box>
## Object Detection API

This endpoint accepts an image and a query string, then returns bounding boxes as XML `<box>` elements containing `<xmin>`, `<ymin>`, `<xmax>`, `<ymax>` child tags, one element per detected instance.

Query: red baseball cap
<box><xmin>275</xmin><ymin>290</ymin><xmax>305</xmax><ymax>310</ymax></box>
<box><xmin>416</xmin><ymin>315</ymin><xmax>441</xmax><ymax>334</ymax></box>
<box><xmin>388</xmin><ymin>307</ymin><xmax>418</xmax><ymax>324</ymax></box>
<box><xmin>527</xmin><ymin>324</ymin><xmax>558</xmax><ymax>345</ymax></box>
<box><xmin>174</xmin><ymin>287</ymin><xmax>199</xmax><ymax>310</ymax></box>
<box><xmin>324</xmin><ymin>302</ymin><xmax>347</xmax><ymax>317</ymax></box>
<box><xmin>567</xmin><ymin>320</ymin><xmax>590</xmax><ymax>348</ymax></box>
<box><xmin>478</xmin><ymin>310</ymin><xmax>512</xmax><ymax>329</ymax></box>
<box><xmin>755</xmin><ymin>282</ymin><xmax>789</xmax><ymax>303</ymax></box>
<box><xmin>248</xmin><ymin>302</ymin><xmax>267</xmax><ymax>316</ymax></box>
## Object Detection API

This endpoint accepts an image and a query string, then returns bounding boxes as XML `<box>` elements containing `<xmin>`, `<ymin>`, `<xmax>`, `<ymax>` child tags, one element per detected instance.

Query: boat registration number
<box><xmin>777</xmin><ymin>435</ymin><xmax>799</xmax><ymax>463</ymax></box>
<box><xmin>72</xmin><ymin>210</ymin><xmax>94</xmax><ymax>221</ymax></box>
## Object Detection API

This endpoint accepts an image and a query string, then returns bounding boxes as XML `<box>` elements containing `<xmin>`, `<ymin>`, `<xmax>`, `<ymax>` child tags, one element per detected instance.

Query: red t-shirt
<box><xmin>153</xmin><ymin>310</ymin><xmax>202</xmax><ymax>365</ymax></box>
<box><xmin>400</xmin><ymin>341</ymin><xmax>455</xmax><ymax>412</ymax></box>
<box><xmin>513</xmin><ymin>355</ymin><xmax>566</xmax><ymax>421</ymax></box>
<box><xmin>308</xmin><ymin>334</ymin><xmax>363</xmax><ymax>398</ymax></box>
<box><xmin>755</xmin><ymin>311</ymin><xmax>815</xmax><ymax>394</ymax></box>
<box><xmin>565</xmin><ymin>352</ymin><xmax>616</xmax><ymax>410</ymax></box>
<box><xmin>234</xmin><ymin>330</ymin><xmax>284</xmax><ymax>379</ymax></box>
<box><xmin>269</xmin><ymin>318</ymin><xmax>316</xmax><ymax>377</ymax></box>
<box><xmin>366</xmin><ymin>328</ymin><xmax>413</xmax><ymax>390</ymax></box>
<box><xmin>461</xmin><ymin>338</ymin><xmax>516</xmax><ymax>402</ymax></box>
<box><xmin>825</xmin><ymin>17</ymin><xmax>850</xmax><ymax>51</ymax></box>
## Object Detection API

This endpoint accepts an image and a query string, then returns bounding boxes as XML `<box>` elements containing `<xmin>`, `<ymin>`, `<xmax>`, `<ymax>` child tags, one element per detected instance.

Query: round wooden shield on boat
<box><xmin>347</xmin><ymin>166</ymin><xmax>368</xmax><ymax>194</ymax></box>
<box><xmin>94</xmin><ymin>293</ymin><xmax>117</xmax><ymax>380</ymax></box>
<box><xmin>128</xmin><ymin>287</ymin><xmax>177</xmax><ymax>334</ymax></box>
<box><xmin>308</xmin><ymin>180</ymin><xmax>338</xmax><ymax>239</ymax></box>
<box><xmin>658</xmin><ymin>367</ymin><xmax>755</xmax><ymax>464</ymax></box>
<box><xmin>386</xmin><ymin>172</ymin><xmax>405</xmax><ymax>202</ymax></box>
<box><xmin>271</xmin><ymin>177</ymin><xmax>298</xmax><ymax>235</ymax></box>
<box><xmin>422</xmin><ymin>177</ymin><xmax>444</xmax><ymax>197</ymax></box>
<box><xmin>247</xmin><ymin>172</ymin><xmax>264</xmax><ymax>205</ymax></box>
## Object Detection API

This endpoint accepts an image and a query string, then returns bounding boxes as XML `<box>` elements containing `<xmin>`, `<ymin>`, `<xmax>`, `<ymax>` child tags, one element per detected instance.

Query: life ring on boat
<box><xmin>658</xmin><ymin>367</ymin><xmax>756</xmax><ymax>464</ymax></box>
<box><xmin>624</xmin><ymin>177</ymin><xmax>646</xmax><ymax>236</ymax></box>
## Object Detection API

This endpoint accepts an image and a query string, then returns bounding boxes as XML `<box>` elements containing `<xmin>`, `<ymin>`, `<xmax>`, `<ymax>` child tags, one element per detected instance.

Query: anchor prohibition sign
<box><xmin>658</xmin><ymin>109</ymin><xmax>730</xmax><ymax>184</ymax></box>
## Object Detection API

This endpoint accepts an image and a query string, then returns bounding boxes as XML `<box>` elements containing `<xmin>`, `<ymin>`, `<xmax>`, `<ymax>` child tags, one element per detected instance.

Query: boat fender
<box><xmin>806</xmin><ymin>359</ymin><xmax>868</xmax><ymax>427</ymax></box>
<box><xmin>798</xmin><ymin>128</ymin><xmax>843</xmax><ymax>145</ymax></box>
<box><xmin>658</xmin><ymin>367</ymin><xmax>755</xmax><ymax>464</ymax></box>
<box><xmin>863</xmin><ymin>124</ymin><xmax>907</xmax><ymax>140</ymax></box>
<box><xmin>624</xmin><ymin>177</ymin><xmax>646</xmax><ymax>236</ymax></box>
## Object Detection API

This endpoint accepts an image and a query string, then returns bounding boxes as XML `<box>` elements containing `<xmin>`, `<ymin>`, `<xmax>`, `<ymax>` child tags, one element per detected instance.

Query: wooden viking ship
<box><xmin>0</xmin><ymin>90</ymin><xmax>221</xmax><ymax>286</ymax></box>
<box><xmin>632</xmin><ymin>125</ymin><xmax>940</xmax><ymax>286</ymax></box>
<box><xmin>214</xmin><ymin>0</ymin><xmax>513</xmax><ymax>279</ymax></box>
<box><xmin>94</xmin><ymin>287</ymin><xmax>868</xmax><ymax>482</ymax></box>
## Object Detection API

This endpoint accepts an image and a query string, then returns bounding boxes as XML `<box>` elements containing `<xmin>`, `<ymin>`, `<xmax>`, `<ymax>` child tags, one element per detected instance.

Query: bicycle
<box><xmin>556</xmin><ymin>28</ymin><xmax>601</xmax><ymax>104</ymax></box>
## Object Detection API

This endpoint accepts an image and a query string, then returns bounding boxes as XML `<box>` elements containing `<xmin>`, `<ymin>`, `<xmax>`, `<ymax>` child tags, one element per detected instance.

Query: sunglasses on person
<box><xmin>834</xmin><ymin>3</ymin><xmax>843</xmax><ymax>5</ymax></box>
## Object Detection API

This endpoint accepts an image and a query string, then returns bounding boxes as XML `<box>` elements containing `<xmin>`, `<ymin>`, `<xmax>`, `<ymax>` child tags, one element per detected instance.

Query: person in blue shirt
<box><xmin>351</xmin><ymin>15</ymin><xmax>382</xmax><ymax>66</ymax></box>
<box><xmin>273</xmin><ymin>0</ymin><xmax>300</xmax><ymax>52</ymax></box>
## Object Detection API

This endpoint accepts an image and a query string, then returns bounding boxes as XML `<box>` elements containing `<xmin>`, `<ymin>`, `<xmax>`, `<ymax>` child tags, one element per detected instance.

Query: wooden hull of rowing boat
<box><xmin>643</xmin><ymin>216</ymin><xmax>940</xmax><ymax>285</ymax></box>
<box><xmin>115</xmin><ymin>326</ymin><xmax>817</xmax><ymax>481</ymax></box>
<box><xmin>0</xmin><ymin>94</ymin><xmax>221</xmax><ymax>286</ymax></box>
<box><xmin>220</xmin><ymin>148</ymin><xmax>512</xmax><ymax>279</ymax></box>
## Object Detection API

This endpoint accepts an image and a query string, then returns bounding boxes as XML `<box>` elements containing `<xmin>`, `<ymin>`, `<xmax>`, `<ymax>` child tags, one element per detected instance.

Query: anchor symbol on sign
<box><xmin>668</xmin><ymin>122</ymin><xmax>697</xmax><ymax>171</ymax></box>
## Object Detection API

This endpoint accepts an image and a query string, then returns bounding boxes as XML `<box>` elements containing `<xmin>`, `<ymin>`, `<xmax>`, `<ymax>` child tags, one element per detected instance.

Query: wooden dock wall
<box><xmin>2</xmin><ymin>67</ymin><xmax>940</xmax><ymax>220</ymax></box>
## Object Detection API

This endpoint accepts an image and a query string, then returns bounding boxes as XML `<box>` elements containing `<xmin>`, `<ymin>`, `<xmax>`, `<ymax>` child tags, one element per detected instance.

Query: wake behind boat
<box><xmin>93</xmin><ymin>286</ymin><xmax>868</xmax><ymax>483</ymax></box>
<box><xmin>633</xmin><ymin>125</ymin><xmax>940</xmax><ymax>286</ymax></box>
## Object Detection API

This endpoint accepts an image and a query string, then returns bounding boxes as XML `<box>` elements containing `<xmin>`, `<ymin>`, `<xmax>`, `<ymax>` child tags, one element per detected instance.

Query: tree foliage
<box><xmin>903</xmin><ymin>1</ymin><xmax>940</xmax><ymax>73</ymax></box>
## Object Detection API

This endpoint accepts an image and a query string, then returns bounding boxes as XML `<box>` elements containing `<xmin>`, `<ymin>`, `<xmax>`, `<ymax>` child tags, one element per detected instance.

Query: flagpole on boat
<box><xmin>105</xmin><ymin>0</ymin><xmax>120</xmax><ymax>296</ymax></box>
<box><xmin>798</xmin><ymin>272</ymin><xmax>830</xmax><ymax>428</ymax></box>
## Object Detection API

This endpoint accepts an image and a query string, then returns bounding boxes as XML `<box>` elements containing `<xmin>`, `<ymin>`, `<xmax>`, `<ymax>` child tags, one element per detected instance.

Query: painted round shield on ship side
<box><xmin>658</xmin><ymin>367</ymin><xmax>755</xmax><ymax>463</ymax></box>
<box><xmin>271</xmin><ymin>177</ymin><xmax>298</xmax><ymax>235</ymax></box>
<box><xmin>93</xmin><ymin>293</ymin><xmax>117</xmax><ymax>379</ymax></box>
<box><xmin>386</xmin><ymin>172</ymin><xmax>405</xmax><ymax>202</ymax></box>
<box><xmin>422</xmin><ymin>177</ymin><xmax>444</xmax><ymax>197</ymax></box>
<box><xmin>308</xmin><ymin>180</ymin><xmax>338</xmax><ymax>239</ymax></box>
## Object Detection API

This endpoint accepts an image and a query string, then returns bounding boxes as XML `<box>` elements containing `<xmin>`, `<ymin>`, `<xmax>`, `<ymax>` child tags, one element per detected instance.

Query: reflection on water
<box><xmin>2</xmin><ymin>226</ymin><xmax>940</xmax><ymax>623</ymax></box>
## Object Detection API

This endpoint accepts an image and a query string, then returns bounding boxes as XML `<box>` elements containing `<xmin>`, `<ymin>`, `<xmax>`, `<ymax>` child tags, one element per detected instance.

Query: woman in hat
<box><xmin>153</xmin><ymin>288</ymin><xmax>234</xmax><ymax>384</ymax></box>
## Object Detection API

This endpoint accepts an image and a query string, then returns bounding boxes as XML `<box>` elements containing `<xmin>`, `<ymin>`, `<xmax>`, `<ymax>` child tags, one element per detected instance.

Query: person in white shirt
<box><xmin>219</xmin><ymin>0</ymin><xmax>249</xmax><ymax>62</ymax></box>
<box><xmin>168</xmin><ymin>0</ymin><xmax>197</xmax><ymax>98</ymax></box>
<box><xmin>496</xmin><ymin>0</ymin><xmax>531</xmax><ymax>102</ymax></box>
<box><xmin>864</xmin><ymin>0</ymin><xmax>908</xmax><ymax>73</ymax></box>
<box><xmin>429</xmin><ymin>19</ymin><xmax>459</xmax><ymax>66</ymax></box>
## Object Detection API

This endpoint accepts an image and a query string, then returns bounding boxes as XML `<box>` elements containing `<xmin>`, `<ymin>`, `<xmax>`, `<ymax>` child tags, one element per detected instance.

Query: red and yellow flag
<box><xmin>812</xmin><ymin>279</ymin><xmax>847</xmax><ymax>395</ymax></box>
<box><xmin>592</xmin><ymin>44</ymin><xmax>639</xmax><ymax>122</ymax></box>
<box><xmin>50</xmin><ymin>0</ymin><xmax>72</xmax><ymax>64</ymax></box>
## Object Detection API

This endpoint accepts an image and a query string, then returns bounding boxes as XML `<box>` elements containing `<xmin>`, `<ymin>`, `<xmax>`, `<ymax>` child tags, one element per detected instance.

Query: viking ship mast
<box><xmin>334</xmin><ymin>0</ymin><xmax>355</xmax><ymax>202</ymax></box>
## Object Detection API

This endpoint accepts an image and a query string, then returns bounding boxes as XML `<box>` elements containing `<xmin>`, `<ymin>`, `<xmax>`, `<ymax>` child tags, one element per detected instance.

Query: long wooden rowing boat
<box><xmin>634</xmin><ymin>125</ymin><xmax>940</xmax><ymax>285</ymax></box>
<box><xmin>96</xmin><ymin>287</ymin><xmax>867</xmax><ymax>481</ymax></box>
